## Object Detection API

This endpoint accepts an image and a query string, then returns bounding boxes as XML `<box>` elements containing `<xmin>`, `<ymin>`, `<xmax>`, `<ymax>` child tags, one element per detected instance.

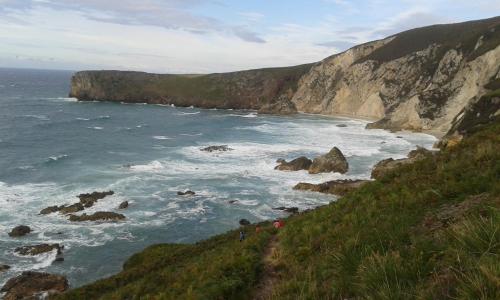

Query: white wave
<box><xmin>87</xmin><ymin>127</ymin><xmax>103</xmax><ymax>130</ymax></box>
<box><xmin>47</xmin><ymin>154</ymin><xmax>68</xmax><ymax>162</ymax></box>
<box><xmin>22</xmin><ymin>114</ymin><xmax>50</xmax><ymax>121</ymax></box>
<box><xmin>152</xmin><ymin>136</ymin><xmax>172</xmax><ymax>140</ymax></box>
<box><xmin>176</xmin><ymin>111</ymin><xmax>200</xmax><ymax>115</ymax></box>
<box><xmin>98</xmin><ymin>115</ymin><xmax>110</xmax><ymax>119</ymax></box>
<box><xmin>180</xmin><ymin>133</ymin><xmax>203</xmax><ymax>136</ymax></box>
<box><xmin>129</xmin><ymin>160</ymin><xmax>164</xmax><ymax>172</ymax></box>
<box><xmin>76</xmin><ymin>117</ymin><xmax>90</xmax><ymax>121</ymax></box>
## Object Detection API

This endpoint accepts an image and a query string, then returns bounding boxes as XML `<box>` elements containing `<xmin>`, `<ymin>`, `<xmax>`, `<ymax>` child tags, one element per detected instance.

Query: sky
<box><xmin>0</xmin><ymin>0</ymin><xmax>498</xmax><ymax>73</ymax></box>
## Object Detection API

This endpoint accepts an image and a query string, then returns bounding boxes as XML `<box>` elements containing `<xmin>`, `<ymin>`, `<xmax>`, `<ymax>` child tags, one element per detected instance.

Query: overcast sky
<box><xmin>0</xmin><ymin>0</ymin><xmax>498</xmax><ymax>73</ymax></box>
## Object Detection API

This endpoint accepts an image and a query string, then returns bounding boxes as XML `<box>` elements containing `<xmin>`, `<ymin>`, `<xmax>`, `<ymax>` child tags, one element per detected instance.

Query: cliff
<box><xmin>70</xmin><ymin>16</ymin><xmax>500</xmax><ymax>135</ymax></box>
<box><xmin>69</xmin><ymin>64</ymin><xmax>312</xmax><ymax>111</ymax></box>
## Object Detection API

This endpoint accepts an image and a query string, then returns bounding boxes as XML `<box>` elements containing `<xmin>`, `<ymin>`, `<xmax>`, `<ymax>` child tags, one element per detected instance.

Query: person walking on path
<box><xmin>239</xmin><ymin>230</ymin><xmax>246</xmax><ymax>242</ymax></box>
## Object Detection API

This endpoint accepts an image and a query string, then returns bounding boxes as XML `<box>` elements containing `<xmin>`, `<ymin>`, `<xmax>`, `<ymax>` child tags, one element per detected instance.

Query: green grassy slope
<box><xmin>56</xmin><ymin>120</ymin><xmax>500</xmax><ymax>299</ymax></box>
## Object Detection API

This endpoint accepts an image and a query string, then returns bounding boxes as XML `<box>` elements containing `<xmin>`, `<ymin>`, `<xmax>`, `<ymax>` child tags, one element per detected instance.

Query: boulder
<box><xmin>275</xmin><ymin>156</ymin><xmax>312</xmax><ymax>171</ymax></box>
<box><xmin>177</xmin><ymin>190</ymin><xmax>196</xmax><ymax>196</ymax></box>
<box><xmin>15</xmin><ymin>244</ymin><xmax>62</xmax><ymax>256</ymax></box>
<box><xmin>0</xmin><ymin>271</ymin><xmax>68</xmax><ymax>300</ymax></box>
<box><xmin>200</xmin><ymin>145</ymin><xmax>233</xmax><ymax>152</ymax></box>
<box><xmin>68</xmin><ymin>212</ymin><xmax>125</xmax><ymax>222</ymax></box>
<box><xmin>371</xmin><ymin>147</ymin><xmax>434</xmax><ymax>180</ymax></box>
<box><xmin>258</xmin><ymin>97</ymin><xmax>297</xmax><ymax>115</ymax></box>
<box><xmin>0</xmin><ymin>265</ymin><xmax>10</xmax><ymax>273</ymax></box>
<box><xmin>239</xmin><ymin>219</ymin><xmax>251</xmax><ymax>226</ymax></box>
<box><xmin>118</xmin><ymin>201</ymin><xmax>129</xmax><ymax>209</ymax></box>
<box><xmin>59</xmin><ymin>203</ymin><xmax>85</xmax><ymax>214</ymax></box>
<box><xmin>8</xmin><ymin>225</ymin><xmax>31</xmax><ymax>237</ymax></box>
<box><xmin>273</xmin><ymin>207</ymin><xmax>299</xmax><ymax>214</ymax></box>
<box><xmin>336</xmin><ymin>124</ymin><xmax>348</xmax><ymax>127</ymax></box>
<box><xmin>228</xmin><ymin>200</ymin><xmax>238</xmax><ymax>204</ymax></box>
<box><xmin>294</xmin><ymin>180</ymin><xmax>370</xmax><ymax>196</ymax></box>
<box><xmin>78</xmin><ymin>190</ymin><xmax>114</xmax><ymax>207</ymax></box>
<box><xmin>309</xmin><ymin>147</ymin><xmax>349</xmax><ymax>174</ymax></box>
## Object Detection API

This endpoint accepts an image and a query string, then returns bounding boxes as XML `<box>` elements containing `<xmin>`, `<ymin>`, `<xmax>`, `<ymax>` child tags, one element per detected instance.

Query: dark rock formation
<box><xmin>59</xmin><ymin>203</ymin><xmax>85</xmax><ymax>214</ymax></box>
<box><xmin>239</xmin><ymin>219</ymin><xmax>251</xmax><ymax>226</ymax></box>
<box><xmin>258</xmin><ymin>96</ymin><xmax>297</xmax><ymax>115</ymax></box>
<box><xmin>0</xmin><ymin>271</ymin><xmax>68</xmax><ymax>300</ymax></box>
<box><xmin>0</xmin><ymin>265</ymin><xmax>10</xmax><ymax>272</ymax></box>
<box><xmin>275</xmin><ymin>156</ymin><xmax>312</xmax><ymax>171</ymax></box>
<box><xmin>118</xmin><ymin>201</ymin><xmax>129</xmax><ymax>209</ymax></box>
<box><xmin>200</xmin><ymin>145</ymin><xmax>233</xmax><ymax>152</ymax></box>
<box><xmin>78</xmin><ymin>191</ymin><xmax>114</xmax><ymax>207</ymax></box>
<box><xmin>309</xmin><ymin>147</ymin><xmax>349</xmax><ymax>174</ymax></box>
<box><xmin>228</xmin><ymin>200</ymin><xmax>238</xmax><ymax>204</ymax></box>
<box><xmin>8</xmin><ymin>225</ymin><xmax>31</xmax><ymax>237</ymax></box>
<box><xmin>15</xmin><ymin>244</ymin><xmax>62</xmax><ymax>256</ymax></box>
<box><xmin>177</xmin><ymin>191</ymin><xmax>196</xmax><ymax>196</ymax></box>
<box><xmin>371</xmin><ymin>147</ymin><xmax>434</xmax><ymax>179</ymax></box>
<box><xmin>273</xmin><ymin>207</ymin><xmax>299</xmax><ymax>214</ymax></box>
<box><xmin>336</xmin><ymin>124</ymin><xmax>348</xmax><ymax>127</ymax></box>
<box><xmin>68</xmin><ymin>212</ymin><xmax>126</xmax><ymax>222</ymax></box>
<box><xmin>294</xmin><ymin>180</ymin><xmax>370</xmax><ymax>196</ymax></box>
<box><xmin>40</xmin><ymin>205</ymin><xmax>64</xmax><ymax>215</ymax></box>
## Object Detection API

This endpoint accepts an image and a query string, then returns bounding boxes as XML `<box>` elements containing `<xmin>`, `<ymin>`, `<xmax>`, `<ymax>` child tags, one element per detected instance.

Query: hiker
<box><xmin>239</xmin><ymin>230</ymin><xmax>246</xmax><ymax>242</ymax></box>
<box><xmin>273</xmin><ymin>219</ymin><xmax>280</xmax><ymax>229</ymax></box>
<box><xmin>255</xmin><ymin>225</ymin><xmax>261</xmax><ymax>233</ymax></box>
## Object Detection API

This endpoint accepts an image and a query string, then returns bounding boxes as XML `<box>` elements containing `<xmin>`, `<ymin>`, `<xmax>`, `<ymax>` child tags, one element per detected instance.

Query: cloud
<box><xmin>0</xmin><ymin>0</ymin><xmax>266</xmax><ymax>43</ymax></box>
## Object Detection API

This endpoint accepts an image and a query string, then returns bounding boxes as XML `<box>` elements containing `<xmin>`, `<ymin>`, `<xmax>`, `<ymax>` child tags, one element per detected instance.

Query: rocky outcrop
<box><xmin>294</xmin><ymin>180</ymin><xmax>369</xmax><ymax>196</ymax></box>
<box><xmin>68</xmin><ymin>212</ymin><xmax>125</xmax><ymax>222</ymax></box>
<box><xmin>1</xmin><ymin>271</ymin><xmax>68</xmax><ymax>300</ymax></box>
<box><xmin>118</xmin><ymin>201</ymin><xmax>129</xmax><ymax>209</ymax></box>
<box><xmin>40</xmin><ymin>191</ymin><xmax>114</xmax><ymax>215</ymax></box>
<box><xmin>8</xmin><ymin>225</ymin><xmax>31</xmax><ymax>237</ymax></box>
<box><xmin>258</xmin><ymin>96</ymin><xmax>297</xmax><ymax>115</ymax></box>
<box><xmin>309</xmin><ymin>147</ymin><xmax>349</xmax><ymax>174</ymax></box>
<box><xmin>201</xmin><ymin>145</ymin><xmax>233</xmax><ymax>152</ymax></box>
<box><xmin>239</xmin><ymin>219</ymin><xmax>251</xmax><ymax>226</ymax></box>
<box><xmin>70</xmin><ymin>17</ymin><xmax>499</xmax><ymax>136</ymax></box>
<box><xmin>70</xmin><ymin>64</ymin><xmax>312</xmax><ymax>111</ymax></box>
<box><xmin>0</xmin><ymin>265</ymin><xmax>10</xmax><ymax>272</ymax></box>
<box><xmin>177</xmin><ymin>190</ymin><xmax>196</xmax><ymax>196</ymax></box>
<box><xmin>273</xmin><ymin>207</ymin><xmax>299</xmax><ymax>214</ymax></box>
<box><xmin>371</xmin><ymin>147</ymin><xmax>434</xmax><ymax>179</ymax></box>
<box><xmin>15</xmin><ymin>244</ymin><xmax>62</xmax><ymax>256</ymax></box>
<box><xmin>275</xmin><ymin>156</ymin><xmax>312</xmax><ymax>171</ymax></box>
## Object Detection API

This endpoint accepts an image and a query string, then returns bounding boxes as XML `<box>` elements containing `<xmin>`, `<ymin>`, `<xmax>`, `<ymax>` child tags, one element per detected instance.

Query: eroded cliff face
<box><xmin>293</xmin><ymin>17</ymin><xmax>500</xmax><ymax>135</ymax></box>
<box><xmin>70</xmin><ymin>17</ymin><xmax>500</xmax><ymax>135</ymax></box>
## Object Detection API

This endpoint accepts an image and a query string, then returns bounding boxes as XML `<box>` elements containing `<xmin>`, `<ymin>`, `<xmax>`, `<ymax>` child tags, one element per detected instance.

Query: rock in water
<box><xmin>40</xmin><ymin>205</ymin><xmax>64</xmax><ymax>215</ymax></box>
<box><xmin>294</xmin><ymin>180</ymin><xmax>370</xmax><ymax>196</ymax></box>
<box><xmin>200</xmin><ymin>145</ymin><xmax>233</xmax><ymax>152</ymax></box>
<box><xmin>8</xmin><ymin>225</ymin><xmax>31</xmax><ymax>237</ymax></box>
<box><xmin>273</xmin><ymin>207</ymin><xmax>299</xmax><ymax>214</ymax></box>
<box><xmin>275</xmin><ymin>156</ymin><xmax>313</xmax><ymax>171</ymax></box>
<box><xmin>0</xmin><ymin>265</ymin><xmax>10</xmax><ymax>273</ymax></box>
<box><xmin>309</xmin><ymin>147</ymin><xmax>348</xmax><ymax>174</ymax></box>
<box><xmin>239</xmin><ymin>219</ymin><xmax>251</xmax><ymax>226</ymax></box>
<box><xmin>258</xmin><ymin>96</ymin><xmax>298</xmax><ymax>115</ymax></box>
<box><xmin>78</xmin><ymin>191</ymin><xmax>114</xmax><ymax>207</ymax></box>
<box><xmin>0</xmin><ymin>271</ymin><xmax>68</xmax><ymax>300</ymax></box>
<box><xmin>118</xmin><ymin>201</ymin><xmax>129</xmax><ymax>209</ymax></box>
<box><xmin>15</xmin><ymin>244</ymin><xmax>62</xmax><ymax>256</ymax></box>
<box><xmin>68</xmin><ymin>212</ymin><xmax>125</xmax><ymax>222</ymax></box>
<box><xmin>177</xmin><ymin>191</ymin><xmax>196</xmax><ymax>196</ymax></box>
<box><xmin>59</xmin><ymin>203</ymin><xmax>85</xmax><ymax>214</ymax></box>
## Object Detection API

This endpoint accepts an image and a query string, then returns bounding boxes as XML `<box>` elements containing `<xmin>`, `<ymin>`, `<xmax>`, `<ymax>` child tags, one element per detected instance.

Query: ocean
<box><xmin>0</xmin><ymin>68</ymin><xmax>436</xmax><ymax>288</ymax></box>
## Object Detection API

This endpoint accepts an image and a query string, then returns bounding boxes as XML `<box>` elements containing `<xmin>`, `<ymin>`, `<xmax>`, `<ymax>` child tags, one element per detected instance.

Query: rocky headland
<box><xmin>70</xmin><ymin>17</ymin><xmax>500</xmax><ymax>138</ymax></box>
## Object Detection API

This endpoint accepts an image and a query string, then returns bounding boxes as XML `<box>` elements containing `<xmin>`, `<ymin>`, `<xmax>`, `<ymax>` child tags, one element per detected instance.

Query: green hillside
<box><xmin>56</xmin><ymin>119</ymin><xmax>500</xmax><ymax>299</ymax></box>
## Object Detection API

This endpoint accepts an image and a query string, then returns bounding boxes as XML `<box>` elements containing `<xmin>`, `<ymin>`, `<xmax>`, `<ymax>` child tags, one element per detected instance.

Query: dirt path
<box><xmin>252</xmin><ymin>235</ymin><xmax>280</xmax><ymax>300</ymax></box>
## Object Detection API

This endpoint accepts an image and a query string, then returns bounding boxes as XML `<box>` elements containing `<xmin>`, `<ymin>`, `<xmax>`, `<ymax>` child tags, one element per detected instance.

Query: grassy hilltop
<box><xmin>55</xmin><ymin>118</ymin><xmax>500</xmax><ymax>299</ymax></box>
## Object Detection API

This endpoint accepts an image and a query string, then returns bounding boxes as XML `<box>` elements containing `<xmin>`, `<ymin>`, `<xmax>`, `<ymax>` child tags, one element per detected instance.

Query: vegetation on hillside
<box><xmin>56</xmin><ymin>120</ymin><xmax>500</xmax><ymax>299</ymax></box>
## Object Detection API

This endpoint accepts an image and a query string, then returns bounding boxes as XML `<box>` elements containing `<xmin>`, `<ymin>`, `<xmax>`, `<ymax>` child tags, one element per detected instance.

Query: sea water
<box><xmin>0</xmin><ymin>68</ymin><xmax>437</xmax><ymax>288</ymax></box>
